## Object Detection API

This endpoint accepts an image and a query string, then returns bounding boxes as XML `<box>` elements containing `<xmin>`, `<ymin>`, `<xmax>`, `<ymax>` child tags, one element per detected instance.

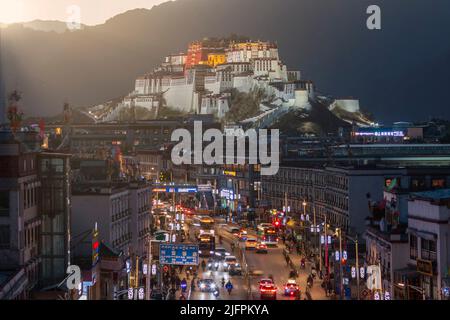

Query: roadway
<box><xmin>184</xmin><ymin>220</ymin><xmax>329</xmax><ymax>300</ymax></box>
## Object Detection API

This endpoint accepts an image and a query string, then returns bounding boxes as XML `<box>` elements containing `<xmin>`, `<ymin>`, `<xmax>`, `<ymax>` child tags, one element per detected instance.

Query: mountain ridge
<box><xmin>1</xmin><ymin>0</ymin><xmax>449</xmax><ymax>122</ymax></box>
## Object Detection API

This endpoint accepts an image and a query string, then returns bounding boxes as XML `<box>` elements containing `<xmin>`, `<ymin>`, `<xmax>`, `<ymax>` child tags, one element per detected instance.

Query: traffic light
<box><xmin>273</xmin><ymin>219</ymin><xmax>281</xmax><ymax>227</ymax></box>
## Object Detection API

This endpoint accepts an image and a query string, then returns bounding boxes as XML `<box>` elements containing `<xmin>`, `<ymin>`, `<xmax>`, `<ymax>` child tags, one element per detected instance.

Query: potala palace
<box><xmin>90</xmin><ymin>37</ymin><xmax>366</xmax><ymax>125</ymax></box>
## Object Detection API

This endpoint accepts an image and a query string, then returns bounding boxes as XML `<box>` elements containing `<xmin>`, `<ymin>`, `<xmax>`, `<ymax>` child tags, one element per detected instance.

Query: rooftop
<box><xmin>411</xmin><ymin>189</ymin><xmax>450</xmax><ymax>201</ymax></box>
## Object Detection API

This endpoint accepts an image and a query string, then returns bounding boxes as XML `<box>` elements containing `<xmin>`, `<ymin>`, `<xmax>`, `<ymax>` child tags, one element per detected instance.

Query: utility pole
<box><xmin>302</xmin><ymin>200</ymin><xmax>307</xmax><ymax>255</ymax></box>
<box><xmin>145</xmin><ymin>239</ymin><xmax>152</xmax><ymax>300</ymax></box>
<box><xmin>284</xmin><ymin>192</ymin><xmax>288</xmax><ymax>216</ymax></box>
<box><xmin>324</xmin><ymin>215</ymin><xmax>328</xmax><ymax>275</ymax></box>
<box><xmin>355</xmin><ymin>236</ymin><xmax>360</xmax><ymax>300</ymax></box>
<box><xmin>338</xmin><ymin>228</ymin><xmax>343</xmax><ymax>300</ymax></box>
<box><xmin>313</xmin><ymin>206</ymin><xmax>318</xmax><ymax>268</ymax></box>
<box><xmin>135</xmin><ymin>255</ymin><xmax>139</xmax><ymax>297</ymax></box>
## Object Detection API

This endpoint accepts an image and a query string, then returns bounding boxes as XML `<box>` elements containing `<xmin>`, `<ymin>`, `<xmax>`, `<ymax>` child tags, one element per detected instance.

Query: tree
<box><xmin>225</xmin><ymin>87</ymin><xmax>267</xmax><ymax>122</ymax></box>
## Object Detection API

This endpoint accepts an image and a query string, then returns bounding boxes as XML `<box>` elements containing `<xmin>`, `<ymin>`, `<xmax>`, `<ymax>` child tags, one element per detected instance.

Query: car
<box><xmin>284</xmin><ymin>279</ymin><xmax>301</xmax><ymax>298</ymax></box>
<box><xmin>231</xmin><ymin>229</ymin><xmax>240</xmax><ymax>236</ymax></box>
<box><xmin>223</xmin><ymin>256</ymin><xmax>239</xmax><ymax>269</ymax></box>
<box><xmin>256</xmin><ymin>243</ymin><xmax>268</xmax><ymax>254</ymax></box>
<box><xmin>259</xmin><ymin>278</ymin><xmax>274</xmax><ymax>289</ymax></box>
<box><xmin>214</xmin><ymin>247</ymin><xmax>230</xmax><ymax>260</ymax></box>
<box><xmin>225</xmin><ymin>225</ymin><xmax>240</xmax><ymax>235</ymax></box>
<box><xmin>238</xmin><ymin>230</ymin><xmax>248</xmax><ymax>241</ymax></box>
<box><xmin>228</xmin><ymin>264</ymin><xmax>242</xmax><ymax>276</ymax></box>
<box><xmin>198</xmin><ymin>279</ymin><xmax>218</xmax><ymax>292</ymax></box>
<box><xmin>260</xmin><ymin>283</ymin><xmax>277</xmax><ymax>299</ymax></box>
<box><xmin>245</xmin><ymin>237</ymin><xmax>258</xmax><ymax>250</ymax></box>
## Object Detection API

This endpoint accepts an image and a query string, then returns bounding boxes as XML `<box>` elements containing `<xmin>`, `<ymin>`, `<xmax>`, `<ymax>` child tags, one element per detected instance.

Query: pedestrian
<box><xmin>327</xmin><ymin>281</ymin><xmax>333</xmax><ymax>296</ymax></box>
<box><xmin>322</xmin><ymin>280</ymin><xmax>328</xmax><ymax>297</ymax></box>
<box><xmin>286</xmin><ymin>255</ymin><xmax>291</xmax><ymax>266</ymax></box>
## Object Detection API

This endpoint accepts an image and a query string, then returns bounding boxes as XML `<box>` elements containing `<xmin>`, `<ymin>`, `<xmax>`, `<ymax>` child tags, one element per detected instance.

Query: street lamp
<box><xmin>398</xmin><ymin>282</ymin><xmax>426</xmax><ymax>300</ymax></box>
<box><xmin>302</xmin><ymin>200</ymin><xmax>307</xmax><ymax>255</ymax></box>
<box><xmin>346</xmin><ymin>234</ymin><xmax>360</xmax><ymax>300</ymax></box>
<box><xmin>335</xmin><ymin>228</ymin><xmax>343</xmax><ymax>299</ymax></box>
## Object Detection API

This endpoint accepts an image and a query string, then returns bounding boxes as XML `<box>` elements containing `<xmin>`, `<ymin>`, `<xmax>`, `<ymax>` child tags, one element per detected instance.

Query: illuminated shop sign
<box><xmin>355</xmin><ymin>131</ymin><xmax>404</xmax><ymax>137</ymax></box>
<box><xmin>220</xmin><ymin>189</ymin><xmax>235</xmax><ymax>200</ymax></box>
<box><xmin>152</xmin><ymin>187</ymin><xmax>197</xmax><ymax>193</ymax></box>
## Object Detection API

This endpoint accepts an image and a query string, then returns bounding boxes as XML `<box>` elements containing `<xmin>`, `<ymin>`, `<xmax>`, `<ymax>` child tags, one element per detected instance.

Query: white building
<box><xmin>71</xmin><ymin>182</ymin><xmax>151</xmax><ymax>258</ymax></box>
<box><xmin>404</xmin><ymin>189</ymin><xmax>450</xmax><ymax>300</ymax></box>
<box><xmin>200</xmin><ymin>94</ymin><xmax>230</xmax><ymax>119</ymax></box>
<box><xmin>125</xmin><ymin>39</ymin><xmax>311</xmax><ymax>117</ymax></box>
<box><xmin>226</xmin><ymin>41</ymin><xmax>279</xmax><ymax>63</ymax></box>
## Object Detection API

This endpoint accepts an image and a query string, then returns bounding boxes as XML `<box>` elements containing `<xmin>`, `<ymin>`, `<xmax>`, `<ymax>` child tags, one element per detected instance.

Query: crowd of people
<box><xmin>280</xmin><ymin>229</ymin><xmax>336</xmax><ymax>300</ymax></box>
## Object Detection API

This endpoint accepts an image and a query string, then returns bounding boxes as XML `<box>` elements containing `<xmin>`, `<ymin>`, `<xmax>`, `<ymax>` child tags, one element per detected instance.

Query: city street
<box><xmin>182</xmin><ymin>220</ymin><xmax>330</xmax><ymax>300</ymax></box>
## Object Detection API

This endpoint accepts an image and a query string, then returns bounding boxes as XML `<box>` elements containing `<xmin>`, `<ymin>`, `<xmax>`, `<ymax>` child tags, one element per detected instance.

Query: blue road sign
<box><xmin>159</xmin><ymin>244</ymin><xmax>199</xmax><ymax>265</ymax></box>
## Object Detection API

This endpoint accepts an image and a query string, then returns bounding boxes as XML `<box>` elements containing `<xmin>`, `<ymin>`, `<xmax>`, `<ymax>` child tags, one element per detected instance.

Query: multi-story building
<box><xmin>37</xmin><ymin>152</ymin><xmax>71</xmax><ymax>288</ymax></box>
<box><xmin>47</xmin><ymin>119</ymin><xmax>183</xmax><ymax>157</ymax></box>
<box><xmin>218</xmin><ymin>163</ymin><xmax>261</xmax><ymax>221</ymax></box>
<box><xmin>263</xmin><ymin>162</ymin><xmax>450</xmax><ymax>236</ymax></box>
<box><xmin>263</xmin><ymin>164</ymin><xmax>406</xmax><ymax>234</ymax></box>
<box><xmin>0</xmin><ymin>131</ymin><xmax>41</xmax><ymax>299</ymax></box>
<box><xmin>135</xmin><ymin>148</ymin><xmax>163</xmax><ymax>183</ymax></box>
<box><xmin>400</xmin><ymin>189</ymin><xmax>450</xmax><ymax>300</ymax></box>
<box><xmin>71</xmin><ymin>181</ymin><xmax>151</xmax><ymax>259</ymax></box>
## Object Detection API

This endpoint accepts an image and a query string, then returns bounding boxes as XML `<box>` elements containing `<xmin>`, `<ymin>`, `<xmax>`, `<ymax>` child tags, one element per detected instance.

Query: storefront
<box><xmin>417</xmin><ymin>258</ymin><xmax>438</xmax><ymax>300</ymax></box>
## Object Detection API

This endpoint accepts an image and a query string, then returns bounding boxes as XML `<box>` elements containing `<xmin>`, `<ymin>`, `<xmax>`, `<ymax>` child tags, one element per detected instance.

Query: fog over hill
<box><xmin>1</xmin><ymin>0</ymin><xmax>449</xmax><ymax>122</ymax></box>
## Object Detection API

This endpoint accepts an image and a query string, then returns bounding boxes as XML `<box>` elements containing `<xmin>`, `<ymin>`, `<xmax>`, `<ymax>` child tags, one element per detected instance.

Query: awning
<box><xmin>407</xmin><ymin>228</ymin><xmax>437</xmax><ymax>241</ymax></box>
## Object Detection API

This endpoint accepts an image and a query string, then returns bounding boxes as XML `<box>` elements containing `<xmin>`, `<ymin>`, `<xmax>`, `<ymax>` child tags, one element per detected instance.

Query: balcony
<box><xmin>365</xmin><ymin>224</ymin><xmax>408</xmax><ymax>243</ymax></box>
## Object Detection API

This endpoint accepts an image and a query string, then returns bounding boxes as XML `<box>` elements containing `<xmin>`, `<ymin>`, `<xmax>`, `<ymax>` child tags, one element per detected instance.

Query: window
<box><xmin>0</xmin><ymin>225</ymin><xmax>10</xmax><ymax>248</ymax></box>
<box><xmin>421</xmin><ymin>238</ymin><xmax>437</xmax><ymax>261</ymax></box>
<box><xmin>0</xmin><ymin>191</ymin><xmax>9</xmax><ymax>216</ymax></box>
<box><xmin>411</xmin><ymin>177</ymin><xmax>426</xmax><ymax>191</ymax></box>
<box><xmin>410</xmin><ymin>234</ymin><xmax>418</xmax><ymax>260</ymax></box>
<box><xmin>431</xmin><ymin>178</ymin><xmax>445</xmax><ymax>189</ymax></box>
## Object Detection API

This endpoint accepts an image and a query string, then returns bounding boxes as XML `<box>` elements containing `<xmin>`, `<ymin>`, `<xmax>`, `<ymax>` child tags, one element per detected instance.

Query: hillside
<box><xmin>1</xmin><ymin>0</ymin><xmax>449</xmax><ymax>122</ymax></box>
<box><xmin>269</xmin><ymin>100</ymin><xmax>351</xmax><ymax>136</ymax></box>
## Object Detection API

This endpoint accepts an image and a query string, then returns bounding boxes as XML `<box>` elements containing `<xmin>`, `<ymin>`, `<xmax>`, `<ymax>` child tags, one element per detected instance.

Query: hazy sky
<box><xmin>0</xmin><ymin>0</ymin><xmax>169</xmax><ymax>25</ymax></box>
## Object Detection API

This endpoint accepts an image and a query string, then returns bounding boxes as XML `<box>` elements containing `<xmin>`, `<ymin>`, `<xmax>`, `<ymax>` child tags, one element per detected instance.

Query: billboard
<box><xmin>159</xmin><ymin>244</ymin><xmax>199</xmax><ymax>265</ymax></box>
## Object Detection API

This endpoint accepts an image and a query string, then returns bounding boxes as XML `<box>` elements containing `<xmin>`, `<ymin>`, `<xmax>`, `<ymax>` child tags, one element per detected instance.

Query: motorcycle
<box><xmin>213</xmin><ymin>290</ymin><xmax>220</xmax><ymax>298</ymax></box>
<box><xmin>214</xmin><ymin>262</ymin><xmax>219</xmax><ymax>271</ymax></box>
<box><xmin>300</xmin><ymin>259</ymin><xmax>306</xmax><ymax>269</ymax></box>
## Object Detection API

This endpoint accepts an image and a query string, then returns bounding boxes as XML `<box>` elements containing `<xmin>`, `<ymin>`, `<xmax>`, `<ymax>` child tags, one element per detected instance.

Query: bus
<box><xmin>198</xmin><ymin>232</ymin><xmax>215</xmax><ymax>257</ymax></box>
<box><xmin>258</xmin><ymin>226</ymin><xmax>278</xmax><ymax>247</ymax></box>
<box><xmin>192</xmin><ymin>216</ymin><xmax>215</xmax><ymax>234</ymax></box>
<box><xmin>257</xmin><ymin>223</ymin><xmax>273</xmax><ymax>236</ymax></box>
